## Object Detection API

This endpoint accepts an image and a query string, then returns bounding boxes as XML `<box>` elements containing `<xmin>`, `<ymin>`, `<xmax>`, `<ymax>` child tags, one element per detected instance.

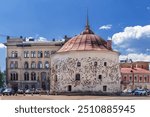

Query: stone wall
<box><xmin>51</xmin><ymin>50</ymin><xmax>121</xmax><ymax>94</ymax></box>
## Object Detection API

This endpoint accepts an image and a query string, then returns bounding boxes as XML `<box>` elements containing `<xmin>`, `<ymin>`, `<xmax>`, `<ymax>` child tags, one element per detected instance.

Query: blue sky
<box><xmin>1</xmin><ymin>0</ymin><xmax>150</xmax><ymax>71</ymax></box>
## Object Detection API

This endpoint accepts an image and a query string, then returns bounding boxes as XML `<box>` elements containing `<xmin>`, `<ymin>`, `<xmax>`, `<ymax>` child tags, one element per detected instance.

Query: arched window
<box><xmin>31</xmin><ymin>72</ymin><xmax>36</xmax><ymax>80</ymax></box>
<box><xmin>10</xmin><ymin>72</ymin><xmax>18</xmax><ymax>80</ymax></box>
<box><xmin>24</xmin><ymin>62</ymin><xmax>29</xmax><ymax>69</ymax></box>
<box><xmin>24</xmin><ymin>72</ymin><xmax>29</xmax><ymax>81</ymax></box>
<box><xmin>31</xmin><ymin>61</ymin><xmax>36</xmax><ymax>69</ymax></box>
<box><xmin>38</xmin><ymin>51</ymin><xmax>43</xmax><ymax>58</ymax></box>
<box><xmin>77</xmin><ymin>62</ymin><xmax>81</xmax><ymax>67</ymax></box>
<box><xmin>75</xmin><ymin>74</ymin><xmax>80</xmax><ymax>81</ymax></box>
<box><xmin>45</xmin><ymin>61</ymin><xmax>49</xmax><ymax>69</ymax></box>
<box><xmin>38</xmin><ymin>61</ymin><xmax>43</xmax><ymax>69</ymax></box>
<box><xmin>10</xmin><ymin>61</ymin><xmax>15</xmax><ymax>69</ymax></box>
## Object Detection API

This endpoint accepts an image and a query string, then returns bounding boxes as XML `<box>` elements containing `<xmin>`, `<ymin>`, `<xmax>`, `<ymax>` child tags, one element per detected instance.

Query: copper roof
<box><xmin>58</xmin><ymin>18</ymin><xmax>111</xmax><ymax>53</ymax></box>
<box><xmin>121</xmin><ymin>68</ymin><xmax>150</xmax><ymax>74</ymax></box>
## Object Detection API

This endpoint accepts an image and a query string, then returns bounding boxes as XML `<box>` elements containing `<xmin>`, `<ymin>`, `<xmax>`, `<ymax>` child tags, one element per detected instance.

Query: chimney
<box><xmin>107</xmin><ymin>40</ymin><xmax>112</xmax><ymax>50</ymax></box>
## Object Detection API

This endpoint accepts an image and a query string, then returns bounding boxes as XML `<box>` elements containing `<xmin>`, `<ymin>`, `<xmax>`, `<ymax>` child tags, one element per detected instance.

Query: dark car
<box><xmin>0</xmin><ymin>88</ymin><xmax>5</xmax><ymax>93</ymax></box>
<box><xmin>145</xmin><ymin>89</ymin><xmax>150</xmax><ymax>95</ymax></box>
<box><xmin>133</xmin><ymin>89</ymin><xmax>148</xmax><ymax>96</ymax></box>
<box><xmin>2</xmin><ymin>88</ymin><xmax>15</xmax><ymax>96</ymax></box>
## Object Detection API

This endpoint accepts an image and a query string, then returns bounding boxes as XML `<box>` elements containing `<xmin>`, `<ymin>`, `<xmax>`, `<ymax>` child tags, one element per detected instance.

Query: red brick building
<box><xmin>121</xmin><ymin>61</ymin><xmax>150</xmax><ymax>90</ymax></box>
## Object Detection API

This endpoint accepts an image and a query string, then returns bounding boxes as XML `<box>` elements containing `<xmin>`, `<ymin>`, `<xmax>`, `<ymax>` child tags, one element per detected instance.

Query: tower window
<box><xmin>98</xmin><ymin>75</ymin><xmax>102</xmax><ymax>80</ymax></box>
<box><xmin>94</xmin><ymin>62</ymin><xmax>97</xmax><ymax>66</ymax></box>
<box><xmin>77</xmin><ymin>62</ymin><xmax>81</xmax><ymax>67</ymax></box>
<box><xmin>75</xmin><ymin>74</ymin><xmax>80</xmax><ymax>81</ymax></box>
<box><xmin>104</xmin><ymin>62</ymin><xmax>107</xmax><ymax>66</ymax></box>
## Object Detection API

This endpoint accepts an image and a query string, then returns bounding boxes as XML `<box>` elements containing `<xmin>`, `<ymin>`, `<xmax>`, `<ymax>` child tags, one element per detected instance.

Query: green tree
<box><xmin>0</xmin><ymin>71</ymin><xmax>4</xmax><ymax>88</ymax></box>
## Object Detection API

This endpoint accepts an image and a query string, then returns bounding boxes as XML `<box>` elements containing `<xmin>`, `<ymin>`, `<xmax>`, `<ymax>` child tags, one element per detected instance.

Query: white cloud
<box><xmin>147</xmin><ymin>6</ymin><xmax>150</xmax><ymax>10</ymax></box>
<box><xmin>112</xmin><ymin>25</ymin><xmax>150</xmax><ymax>45</ymax></box>
<box><xmin>119</xmin><ymin>53</ymin><xmax>150</xmax><ymax>62</ymax></box>
<box><xmin>99</xmin><ymin>24</ymin><xmax>112</xmax><ymax>30</ymax></box>
<box><xmin>146</xmin><ymin>48</ymin><xmax>150</xmax><ymax>52</ymax></box>
<box><xmin>126</xmin><ymin>48</ymin><xmax>136</xmax><ymax>53</ymax></box>
<box><xmin>0</xmin><ymin>43</ymin><xmax>6</xmax><ymax>48</ymax></box>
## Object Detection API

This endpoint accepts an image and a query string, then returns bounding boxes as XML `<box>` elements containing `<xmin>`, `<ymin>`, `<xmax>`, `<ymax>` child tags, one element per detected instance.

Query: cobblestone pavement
<box><xmin>0</xmin><ymin>94</ymin><xmax>150</xmax><ymax>100</ymax></box>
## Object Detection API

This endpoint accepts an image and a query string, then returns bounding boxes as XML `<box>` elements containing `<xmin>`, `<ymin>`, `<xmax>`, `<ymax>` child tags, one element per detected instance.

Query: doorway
<box><xmin>68</xmin><ymin>85</ymin><xmax>72</xmax><ymax>92</ymax></box>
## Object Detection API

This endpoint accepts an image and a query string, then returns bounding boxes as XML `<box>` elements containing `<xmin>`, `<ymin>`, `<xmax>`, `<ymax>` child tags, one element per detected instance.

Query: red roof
<box><xmin>121</xmin><ymin>68</ymin><xmax>150</xmax><ymax>74</ymax></box>
<box><xmin>57</xmin><ymin>19</ymin><xmax>112</xmax><ymax>53</ymax></box>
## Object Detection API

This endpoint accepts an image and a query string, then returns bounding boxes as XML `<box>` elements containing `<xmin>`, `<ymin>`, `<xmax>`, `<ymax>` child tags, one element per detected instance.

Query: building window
<box><xmin>14</xmin><ymin>51</ymin><xmax>18</xmax><ymax>58</ymax></box>
<box><xmin>129</xmin><ymin>76</ymin><xmax>132</xmax><ymax>81</ymax></box>
<box><xmin>144</xmin><ymin>77</ymin><xmax>147</xmax><ymax>82</ymax></box>
<box><xmin>31</xmin><ymin>72</ymin><xmax>36</xmax><ymax>81</ymax></box>
<box><xmin>11</xmin><ymin>51</ymin><xmax>18</xmax><ymax>58</ymax></box>
<box><xmin>24</xmin><ymin>72</ymin><xmax>29</xmax><ymax>81</ymax></box>
<box><xmin>77</xmin><ymin>62</ymin><xmax>81</xmax><ymax>67</ymax></box>
<box><xmin>24</xmin><ymin>51</ymin><xmax>29</xmax><ymax>58</ymax></box>
<box><xmin>38</xmin><ymin>51</ymin><xmax>43</xmax><ymax>58</ymax></box>
<box><xmin>44</xmin><ymin>51</ymin><xmax>50</xmax><ymax>58</ymax></box>
<box><xmin>38</xmin><ymin>61</ymin><xmax>43</xmax><ymax>69</ymax></box>
<box><xmin>134</xmin><ymin>76</ymin><xmax>137</xmax><ymax>82</ymax></box>
<box><xmin>11</xmin><ymin>51</ymin><xmax>15</xmax><ymax>58</ymax></box>
<box><xmin>24</xmin><ymin>62</ymin><xmax>29</xmax><ymax>69</ymax></box>
<box><xmin>10</xmin><ymin>73</ymin><xmax>18</xmax><ymax>81</ymax></box>
<box><xmin>140</xmin><ymin>77</ymin><xmax>142</xmax><ymax>82</ymax></box>
<box><xmin>75</xmin><ymin>74</ymin><xmax>80</xmax><ymax>81</ymax></box>
<box><xmin>31</xmin><ymin>61</ymin><xmax>36</xmax><ymax>69</ymax></box>
<box><xmin>15</xmin><ymin>61</ymin><xmax>18</xmax><ymax>69</ymax></box>
<box><xmin>10</xmin><ymin>61</ymin><xmax>15</xmax><ymax>69</ymax></box>
<box><xmin>103</xmin><ymin>85</ymin><xmax>107</xmax><ymax>91</ymax></box>
<box><xmin>31</xmin><ymin>51</ymin><xmax>36</xmax><ymax>58</ymax></box>
<box><xmin>98</xmin><ymin>75</ymin><xmax>102</xmax><ymax>80</ymax></box>
<box><xmin>94</xmin><ymin>62</ymin><xmax>97</xmax><ymax>66</ymax></box>
<box><xmin>45</xmin><ymin>61</ymin><xmax>49</xmax><ymax>69</ymax></box>
<box><xmin>104</xmin><ymin>62</ymin><xmax>107</xmax><ymax>66</ymax></box>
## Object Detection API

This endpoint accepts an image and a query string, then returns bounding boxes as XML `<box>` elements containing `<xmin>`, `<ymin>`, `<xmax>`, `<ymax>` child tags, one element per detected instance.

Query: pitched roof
<box><xmin>121</xmin><ymin>68</ymin><xmax>150</xmax><ymax>74</ymax></box>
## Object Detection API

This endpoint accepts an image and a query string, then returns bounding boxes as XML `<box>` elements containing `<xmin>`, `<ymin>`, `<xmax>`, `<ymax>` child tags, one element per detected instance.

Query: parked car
<box><xmin>145</xmin><ymin>89</ymin><xmax>150</xmax><ymax>95</ymax></box>
<box><xmin>133</xmin><ymin>89</ymin><xmax>148</xmax><ymax>96</ymax></box>
<box><xmin>2</xmin><ymin>88</ymin><xmax>15</xmax><ymax>96</ymax></box>
<box><xmin>35</xmin><ymin>88</ymin><xmax>42</xmax><ymax>94</ymax></box>
<box><xmin>17</xmin><ymin>89</ymin><xmax>24</xmax><ymax>94</ymax></box>
<box><xmin>25</xmin><ymin>89</ymin><xmax>35</xmax><ymax>94</ymax></box>
<box><xmin>0</xmin><ymin>88</ymin><xmax>5</xmax><ymax>94</ymax></box>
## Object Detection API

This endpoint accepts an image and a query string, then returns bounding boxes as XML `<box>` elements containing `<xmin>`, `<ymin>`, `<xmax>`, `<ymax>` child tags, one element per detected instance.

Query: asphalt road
<box><xmin>1</xmin><ymin>94</ymin><xmax>150</xmax><ymax>100</ymax></box>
